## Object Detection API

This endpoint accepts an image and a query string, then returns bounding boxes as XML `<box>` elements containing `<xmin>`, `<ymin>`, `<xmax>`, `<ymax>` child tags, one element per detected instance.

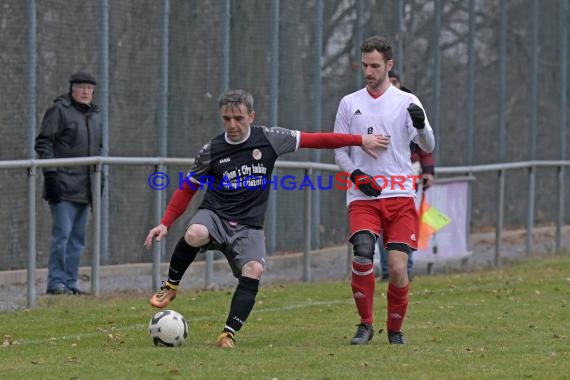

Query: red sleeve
<box><xmin>160</xmin><ymin>181</ymin><xmax>198</xmax><ymax>228</ymax></box>
<box><xmin>413</xmin><ymin>147</ymin><xmax>435</xmax><ymax>174</ymax></box>
<box><xmin>298</xmin><ymin>132</ymin><xmax>362</xmax><ymax>149</ymax></box>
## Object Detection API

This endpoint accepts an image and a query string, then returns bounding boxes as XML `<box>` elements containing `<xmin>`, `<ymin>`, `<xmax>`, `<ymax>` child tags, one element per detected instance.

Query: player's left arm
<box><xmin>407</xmin><ymin>101</ymin><xmax>435</xmax><ymax>153</ymax></box>
<box><xmin>298</xmin><ymin>132</ymin><xmax>361</xmax><ymax>149</ymax></box>
<box><xmin>298</xmin><ymin>132</ymin><xmax>388</xmax><ymax>159</ymax></box>
<box><xmin>263</xmin><ymin>126</ymin><xmax>386</xmax><ymax>159</ymax></box>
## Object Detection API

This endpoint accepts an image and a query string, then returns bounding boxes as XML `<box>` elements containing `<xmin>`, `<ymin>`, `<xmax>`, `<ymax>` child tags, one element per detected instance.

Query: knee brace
<box><xmin>350</xmin><ymin>231</ymin><xmax>377</xmax><ymax>264</ymax></box>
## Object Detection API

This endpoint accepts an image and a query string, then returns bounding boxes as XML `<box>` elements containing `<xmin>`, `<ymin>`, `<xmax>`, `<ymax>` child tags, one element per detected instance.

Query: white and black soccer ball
<box><xmin>148</xmin><ymin>310</ymin><xmax>188</xmax><ymax>347</ymax></box>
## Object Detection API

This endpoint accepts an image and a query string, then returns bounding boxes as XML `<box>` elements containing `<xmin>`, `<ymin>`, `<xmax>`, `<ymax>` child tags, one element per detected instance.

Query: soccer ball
<box><xmin>148</xmin><ymin>310</ymin><xmax>188</xmax><ymax>347</ymax></box>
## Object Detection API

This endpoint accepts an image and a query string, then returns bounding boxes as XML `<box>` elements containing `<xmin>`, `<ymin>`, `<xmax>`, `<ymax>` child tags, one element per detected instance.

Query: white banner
<box><xmin>415</xmin><ymin>180</ymin><xmax>471</xmax><ymax>263</ymax></box>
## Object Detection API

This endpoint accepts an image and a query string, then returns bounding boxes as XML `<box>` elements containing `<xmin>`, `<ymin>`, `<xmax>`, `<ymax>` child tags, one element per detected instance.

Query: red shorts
<box><xmin>348</xmin><ymin>197</ymin><xmax>419</xmax><ymax>250</ymax></box>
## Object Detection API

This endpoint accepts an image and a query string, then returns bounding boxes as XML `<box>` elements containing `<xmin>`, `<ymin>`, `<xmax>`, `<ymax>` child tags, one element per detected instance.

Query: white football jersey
<box><xmin>334</xmin><ymin>86</ymin><xmax>434</xmax><ymax>205</ymax></box>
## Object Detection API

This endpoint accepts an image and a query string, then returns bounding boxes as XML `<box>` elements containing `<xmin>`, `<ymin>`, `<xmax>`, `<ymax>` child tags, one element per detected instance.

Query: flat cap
<box><xmin>69</xmin><ymin>72</ymin><xmax>97</xmax><ymax>85</ymax></box>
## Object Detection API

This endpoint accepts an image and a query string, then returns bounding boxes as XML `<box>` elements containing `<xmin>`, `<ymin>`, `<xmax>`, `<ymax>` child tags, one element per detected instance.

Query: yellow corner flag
<box><xmin>417</xmin><ymin>194</ymin><xmax>451</xmax><ymax>250</ymax></box>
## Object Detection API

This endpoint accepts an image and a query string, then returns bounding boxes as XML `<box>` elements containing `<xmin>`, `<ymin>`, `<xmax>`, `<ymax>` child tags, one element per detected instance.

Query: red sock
<box><xmin>387</xmin><ymin>283</ymin><xmax>409</xmax><ymax>332</ymax></box>
<box><xmin>351</xmin><ymin>261</ymin><xmax>375</xmax><ymax>325</ymax></box>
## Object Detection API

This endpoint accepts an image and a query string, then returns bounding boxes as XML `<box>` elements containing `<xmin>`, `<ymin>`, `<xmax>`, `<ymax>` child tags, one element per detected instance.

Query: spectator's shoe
<box><xmin>387</xmin><ymin>330</ymin><xmax>406</xmax><ymax>345</ymax></box>
<box><xmin>350</xmin><ymin>323</ymin><xmax>374</xmax><ymax>345</ymax></box>
<box><xmin>150</xmin><ymin>281</ymin><xmax>177</xmax><ymax>308</ymax></box>
<box><xmin>46</xmin><ymin>286</ymin><xmax>72</xmax><ymax>295</ymax></box>
<box><xmin>216</xmin><ymin>331</ymin><xmax>235</xmax><ymax>348</ymax></box>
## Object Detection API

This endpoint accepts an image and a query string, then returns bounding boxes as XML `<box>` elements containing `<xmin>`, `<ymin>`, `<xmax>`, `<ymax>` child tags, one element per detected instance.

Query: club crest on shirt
<box><xmin>252</xmin><ymin>149</ymin><xmax>262</xmax><ymax>160</ymax></box>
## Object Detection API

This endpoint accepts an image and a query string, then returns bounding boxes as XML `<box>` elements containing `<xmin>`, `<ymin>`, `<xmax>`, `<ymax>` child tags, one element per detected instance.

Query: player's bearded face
<box><xmin>221</xmin><ymin>103</ymin><xmax>255</xmax><ymax>142</ymax></box>
<box><xmin>361</xmin><ymin>51</ymin><xmax>393</xmax><ymax>92</ymax></box>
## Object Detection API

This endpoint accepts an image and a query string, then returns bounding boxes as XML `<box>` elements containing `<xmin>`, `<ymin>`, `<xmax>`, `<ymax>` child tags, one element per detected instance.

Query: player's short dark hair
<box><xmin>218</xmin><ymin>89</ymin><xmax>255</xmax><ymax>114</ymax></box>
<box><xmin>360</xmin><ymin>36</ymin><xmax>393</xmax><ymax>61</ymax></box>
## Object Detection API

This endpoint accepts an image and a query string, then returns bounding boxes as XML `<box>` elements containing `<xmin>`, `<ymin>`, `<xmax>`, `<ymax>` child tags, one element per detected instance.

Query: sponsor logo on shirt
<box><xmin>219</xmin><ymin>157</ymin><xmax>231</xmax><ymax>164</ymax></box>
<box><xmin>354</xmin><ymin>109</ymin><xmax>362</xmax><ymax>115</ymax></box>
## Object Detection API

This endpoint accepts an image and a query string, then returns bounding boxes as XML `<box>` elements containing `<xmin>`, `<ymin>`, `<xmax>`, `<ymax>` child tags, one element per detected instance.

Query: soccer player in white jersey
<box><xmin>334</xmin><ymin>36</ymin><xmax>435</xmax><ymax>345</ymax></box>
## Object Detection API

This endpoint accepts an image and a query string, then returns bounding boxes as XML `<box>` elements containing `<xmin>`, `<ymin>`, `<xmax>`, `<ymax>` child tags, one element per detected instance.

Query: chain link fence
<box><xmin>0</xmin><ymin>0</ymin><xmax>568</xmax><ymax>271</ymax></box>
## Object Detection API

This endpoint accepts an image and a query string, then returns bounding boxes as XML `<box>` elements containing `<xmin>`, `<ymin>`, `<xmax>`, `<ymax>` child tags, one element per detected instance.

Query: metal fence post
<box><xmin>99</xmin><ymin>0</ymin><xmax>110</xmax><ymax>264</ymax></box>
<box><xmin>311</xmin><ymin>0</ymin><xmax>323</xmax><ymax>250</ymax></box>
<box><xmin>205</xmin><ymin>250</ymin><xmax>214</xmax><ymax>288</ymax></box>
<box><xmin>267</xmin><ymin>0</ymin><xmax>280</xmax><ymax>256</ymax></box>
<box><xmin>526</xmin><ymin>166</ymin><xmax>536</xmax><ymax>256</ymax></box>
<box><xmin>27</xmin><ymin>165</ymin><xmax>37</xmax><ymax>308</ymax></box>
<box><xmin>431</xmin><ymin>0</ymin><xmax>442</xmax><ymax>163</ymax></box>
<box><xmin>556</xmin><ymin>165</ymin><xmax>565</xmax><ymax>253</ymax></box>
<box><xmin>354</xmin><ymin>0</ymin><xmax>363</xmax><ymax>89</ymax></box>
<box><xmin>91</xmin><ymin>162</ymin><xmax>102</xmax><ymax>296</ymax></box>
<box><xmin>152</xmin><ymin>163</ymin><xmax>164</xmax><ymax>290</ymax></box>
<box><xmin>495</xmin><ymin>169</ymin><xmax>505</xmax><ymax>267</ymax></box>
<box><xmin>303</xmin><ymin>168</ymin><xmax>312</xmax><ymax>282</ymax></box>
<box><xmin>557</xmin><ymin>0</ymin><xmax>568</xmax><ymax>254</ymax></box>
<box><xmin>221</xmin><ymin>0</ymin><xmax>230</xmax><ymax>93</ymax></box>
<box><xmin>26</xmin><ymin>0</ymin><xmax>37</xmax><ymax>308</ymax></box>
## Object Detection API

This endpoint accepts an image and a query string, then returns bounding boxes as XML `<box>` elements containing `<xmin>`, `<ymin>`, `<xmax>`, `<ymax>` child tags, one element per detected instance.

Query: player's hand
<box><xmin>361</xmin><ymin>134</ymin><xmax>390</xmax><ymax>159</ymax></box>
<box><xmin>144</xmin><ymin>224</ymin><xmax>168</xmax><ymax>249</ymax></box>
<box><xmin>350</xmin><ymin>169</ymin><xmax>382</xmax><ymax>197</ymax></box>
<box><xmin>407</xmin><ymin>103</ymin><xmax>425</xmax><ymax>129</ymax></box>
<box><xmin>422</xmin><ymin>173</ymin><xmax>435</xmax><ymax>190</ymax></box>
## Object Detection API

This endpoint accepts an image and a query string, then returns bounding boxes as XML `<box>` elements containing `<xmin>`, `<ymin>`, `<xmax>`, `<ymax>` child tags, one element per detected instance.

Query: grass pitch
<box><xmin>1</xmin><ymin>254</ymin><xmax>569</xmax><ymax>379</ymax></box>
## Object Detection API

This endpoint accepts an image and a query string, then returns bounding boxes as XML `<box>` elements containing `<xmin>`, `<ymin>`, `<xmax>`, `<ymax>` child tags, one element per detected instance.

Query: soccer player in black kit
<box><xmin>144</xmin><ymin>89</ymin><xmax>390</xmax><ymax>348</ymax></box>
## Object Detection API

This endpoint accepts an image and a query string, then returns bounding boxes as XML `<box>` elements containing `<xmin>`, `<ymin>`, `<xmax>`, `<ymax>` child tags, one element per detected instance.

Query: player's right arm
<box><xmin>144</xmin><ymin>181</ymin><xmax>198</xmax><ymax>249</ymax></box>
<box><xmin>144</xmin><ymin>143</ymin><xmax>212</xmax><ymax>249</ymax></box>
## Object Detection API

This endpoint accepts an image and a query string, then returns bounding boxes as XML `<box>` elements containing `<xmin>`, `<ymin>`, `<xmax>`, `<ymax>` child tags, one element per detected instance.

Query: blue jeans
<box><xmin>379</xmin><ymin>242</ymin><xmax>414</xmax><ymax>278</ymax></box>
<box><xmin>47</xmin><ymin>201</ymin><xmax>89</xmax><ymax>291</ymax></box>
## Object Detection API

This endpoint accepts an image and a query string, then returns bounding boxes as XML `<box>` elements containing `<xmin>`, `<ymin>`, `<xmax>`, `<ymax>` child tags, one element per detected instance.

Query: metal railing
<box><xmin>0</xmin><ymin>157</ymin><xmax>568</xmax><ymax>307</ymax></box>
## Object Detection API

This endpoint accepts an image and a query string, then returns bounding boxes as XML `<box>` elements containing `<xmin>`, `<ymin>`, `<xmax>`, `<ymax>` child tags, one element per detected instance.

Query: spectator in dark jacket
<box><xmin>35</xmin><ymin>72</ymin><xmax>102</xmax><ymax>295</ymax></box>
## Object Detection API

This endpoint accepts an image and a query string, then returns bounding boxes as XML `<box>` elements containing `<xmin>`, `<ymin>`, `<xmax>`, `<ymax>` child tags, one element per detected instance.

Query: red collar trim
<box><xmin>366</xmin><ymin>88</ymin><xmax>381</xmax><ymax>99</ymax></box>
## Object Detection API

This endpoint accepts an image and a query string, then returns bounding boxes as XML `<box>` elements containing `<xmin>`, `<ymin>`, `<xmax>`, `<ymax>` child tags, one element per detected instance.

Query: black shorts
<box><xmin>189</xmin><ymin>209</ymin><xmax>266</xmax><ymax>278</ymax></box>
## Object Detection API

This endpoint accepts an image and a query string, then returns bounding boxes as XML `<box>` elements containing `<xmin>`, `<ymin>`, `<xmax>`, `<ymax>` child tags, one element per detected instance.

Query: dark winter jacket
<box><xmin>35</xmin><ymin>94</ymin><xmax>102</xmax><ymax>204</ymax></box>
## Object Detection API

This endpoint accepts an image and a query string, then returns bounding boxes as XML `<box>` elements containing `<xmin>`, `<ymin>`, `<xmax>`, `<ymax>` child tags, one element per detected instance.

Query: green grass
<box><xmin>1</xmin><ymin>255</ymin><xmax>569</xmax><ymax>380</ymax></box>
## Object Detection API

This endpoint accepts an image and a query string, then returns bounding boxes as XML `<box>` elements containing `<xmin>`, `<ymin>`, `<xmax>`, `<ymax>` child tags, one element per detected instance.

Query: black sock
<box><xmin>167</xmin><ymin>236</ymin><xmax>199</xmax><ymax>286</ymax></box>
<box><xmin>224</xmin><ymin>276</ymin><xmax>260</xmax><ymax>334</ymax></box>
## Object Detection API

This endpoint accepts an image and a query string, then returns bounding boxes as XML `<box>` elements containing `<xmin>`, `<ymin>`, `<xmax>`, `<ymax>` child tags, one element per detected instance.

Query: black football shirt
<box><xmin>187</xmin><ymin>125</ymin><xmax>299</xmax><ymax>228</ymax></box>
